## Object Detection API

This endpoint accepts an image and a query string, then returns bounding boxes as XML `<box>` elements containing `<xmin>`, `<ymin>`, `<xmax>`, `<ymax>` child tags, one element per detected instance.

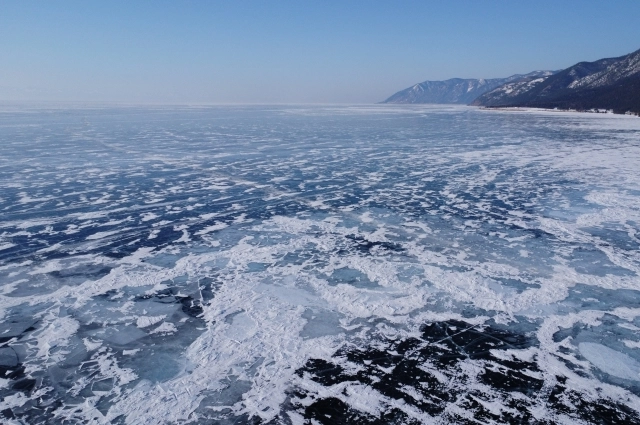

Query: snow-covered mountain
<box><xmin>473</xmin><ymin>48</ymin><xmax>640</xmax><ymax>113</ymax></box>
<box><xmin>382</xmin><ymin>71</ymin><xmax>554</xmax><ymax>104</ymax></box>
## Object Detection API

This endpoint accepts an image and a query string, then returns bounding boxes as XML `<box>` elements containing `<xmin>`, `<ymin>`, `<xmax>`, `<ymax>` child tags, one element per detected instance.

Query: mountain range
<box><xmin>383</xmin><ymin>48</ymin><xmax>640</xmax><ymax>114</ymax></box>
<box><xmin>382</xmin><ymin>71</ymin><xmax>555</xmax><ymax>105</ymax></box>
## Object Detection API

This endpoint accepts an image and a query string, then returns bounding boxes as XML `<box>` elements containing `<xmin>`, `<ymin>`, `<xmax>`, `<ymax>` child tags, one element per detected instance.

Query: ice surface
<box><xmin>0</xmin><ymin>347</ymin><xmax>18</xmax><ymax>367</ymax></box>
<box><xmin>1</xmin><ymin>105</ymin><xmax>640</xmax><ymax>423</ymax></box>
<box><xmin>579</xmin><ymin>342</ymin><xmax>640</xmax><ymax>380</ymax></box>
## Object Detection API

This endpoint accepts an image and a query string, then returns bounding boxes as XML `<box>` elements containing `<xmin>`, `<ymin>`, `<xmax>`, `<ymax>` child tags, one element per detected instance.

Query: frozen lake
<box><xmin>1</xmin><ymin>104</ymin><xmax>640</xmax><ymax>424</ymax></box>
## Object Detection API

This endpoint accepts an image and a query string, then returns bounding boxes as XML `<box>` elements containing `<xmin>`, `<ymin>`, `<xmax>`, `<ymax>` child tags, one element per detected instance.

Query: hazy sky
<box><xmin>2</xmin><ymin>1</ymin><xmax>639</xmax><ymax>104</ymax></box>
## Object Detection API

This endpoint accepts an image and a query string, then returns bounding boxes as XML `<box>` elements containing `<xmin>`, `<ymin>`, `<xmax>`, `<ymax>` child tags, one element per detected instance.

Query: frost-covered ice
<box><xmin>1</xmin><ymin>104</ymin><xmax>640</xmax><ymax>424</ymax></box>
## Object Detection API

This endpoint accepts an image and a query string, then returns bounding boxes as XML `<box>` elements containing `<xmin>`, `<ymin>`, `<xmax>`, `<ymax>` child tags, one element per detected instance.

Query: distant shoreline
<box><xmin>478</xmin><ymin>106</ymin><xmax>640</xmax><ymax>117</ymax></box>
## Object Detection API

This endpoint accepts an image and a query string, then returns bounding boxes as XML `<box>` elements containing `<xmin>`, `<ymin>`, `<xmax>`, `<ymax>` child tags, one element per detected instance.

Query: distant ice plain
<box><xmin>1</xmin><ymin>105</ymin><xmax>640</xmax><ymax>424</ymax></box>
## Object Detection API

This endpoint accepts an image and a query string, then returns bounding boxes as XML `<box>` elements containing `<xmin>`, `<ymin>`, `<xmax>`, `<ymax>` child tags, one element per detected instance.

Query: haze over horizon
<box><xmin>2</xmin><ymin>0</ymin><xmax>639</xmax><ymax>104</ymax></box>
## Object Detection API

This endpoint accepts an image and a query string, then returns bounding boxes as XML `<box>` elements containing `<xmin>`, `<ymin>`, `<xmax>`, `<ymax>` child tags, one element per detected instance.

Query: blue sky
<box><xmin>1</xmin><ymin>1</ymin><xmax>639</xmax><ymax>103</ymax></box>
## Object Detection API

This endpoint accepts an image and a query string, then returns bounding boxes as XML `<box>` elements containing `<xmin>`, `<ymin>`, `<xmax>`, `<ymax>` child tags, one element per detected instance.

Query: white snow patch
<box><xmin>195</xmin><ymin>222</ymin><xmax>228</xmax><ymax>236</ymax></box>
<box><xmin>136</xmin><ymin>315</ymin><xmax>166</xmax><ymax>328</ymax></box>
<box><xmin>150</xmin><ymin>322</ymin><xmax>178</xmax><ymax>334</ymax></box>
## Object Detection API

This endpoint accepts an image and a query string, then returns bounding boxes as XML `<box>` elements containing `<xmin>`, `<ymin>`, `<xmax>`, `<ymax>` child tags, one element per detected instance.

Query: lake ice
<box><xmin>1</xmin><ymin>104</ymin><xmax>640</xmax><ymax>424</ymax></box>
